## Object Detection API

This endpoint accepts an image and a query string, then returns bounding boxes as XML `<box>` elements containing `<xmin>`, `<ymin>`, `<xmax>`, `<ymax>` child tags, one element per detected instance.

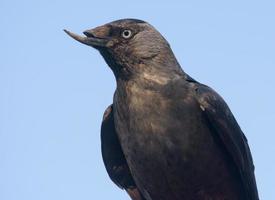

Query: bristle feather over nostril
<box><xmin>83</xmin><ymin>31</ymin><xmax>95</xmax><ymax>38</ymax></box>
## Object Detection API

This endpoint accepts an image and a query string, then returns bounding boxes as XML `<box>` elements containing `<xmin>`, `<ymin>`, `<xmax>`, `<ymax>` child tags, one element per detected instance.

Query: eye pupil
<box><xmin>122</xmin><ymin>30</ymin><xmax>132</xmax><ymax>38</ymax></box>
<box><xmin>124</xmin><ymin>31</ymin><xmax>129</xmax><ymax>36</ymax></box>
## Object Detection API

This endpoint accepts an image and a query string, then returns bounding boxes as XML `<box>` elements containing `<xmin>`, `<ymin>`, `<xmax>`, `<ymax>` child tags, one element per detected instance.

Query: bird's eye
<box><xmin>121</xmin><ymin>30</ymin><xmax>132</xmax><ymax>39</ymax></box>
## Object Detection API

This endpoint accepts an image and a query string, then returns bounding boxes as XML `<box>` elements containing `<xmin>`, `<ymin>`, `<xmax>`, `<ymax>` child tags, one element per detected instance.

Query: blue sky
<box><xmin>0</xmin><ymin>0</ymin><xmax>274</xmax><ymax>199</ymax></box>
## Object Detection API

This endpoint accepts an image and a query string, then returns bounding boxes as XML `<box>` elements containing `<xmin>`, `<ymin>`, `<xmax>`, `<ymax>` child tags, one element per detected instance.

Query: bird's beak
<box><xmin>64</xmin><ymin>29</ymin><xmax>108</xmax><ymax>48</ymax></box>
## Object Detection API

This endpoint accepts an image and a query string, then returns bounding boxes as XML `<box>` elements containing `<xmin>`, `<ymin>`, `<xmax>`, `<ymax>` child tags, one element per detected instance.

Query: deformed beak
<box><xmin>64</xmin><ymin>29</ymin><xmax>108</xmax><ymax>48</ymax></box>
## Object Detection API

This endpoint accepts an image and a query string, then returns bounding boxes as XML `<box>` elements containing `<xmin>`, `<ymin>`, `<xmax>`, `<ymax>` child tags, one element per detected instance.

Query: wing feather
<box><xmin>101</xmin><ymin>105</ymin><xmax>146</xmax><ymax>200</ymax></box>
<box><xmin>194</xmin><ymin>84</ymin><xmax>259</xmax><ymax>200</ymax></box>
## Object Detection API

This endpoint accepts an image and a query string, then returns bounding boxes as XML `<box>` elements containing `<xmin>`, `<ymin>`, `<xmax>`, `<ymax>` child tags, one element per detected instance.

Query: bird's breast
<box><xmin>113</xmin><ymin>83</ymin><xmax>210</xmax><ymax>171</ymax></box>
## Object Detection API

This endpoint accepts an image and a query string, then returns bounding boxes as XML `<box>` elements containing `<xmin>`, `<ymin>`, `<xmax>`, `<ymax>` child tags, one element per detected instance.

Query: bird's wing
<box><xmin>193</xmin><ymin>84</ymin><xmax>259</xmax><ymax>200</ymax></box>
<box><xmin>101</xmin><ymin>105</ymin><xmax>146</xmax><ymax>200</ymax></box>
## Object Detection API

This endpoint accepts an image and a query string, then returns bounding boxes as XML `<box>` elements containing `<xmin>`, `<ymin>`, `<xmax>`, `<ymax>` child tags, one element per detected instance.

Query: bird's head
<box><xmin>65</xmin><ymin>19</ymin><xmax>182</xmax><ymax>81</ymax></box>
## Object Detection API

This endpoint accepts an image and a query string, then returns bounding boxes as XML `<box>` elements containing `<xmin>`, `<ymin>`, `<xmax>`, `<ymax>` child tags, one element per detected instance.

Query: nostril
<box><xmin>83</xmin><ymin>31</ymin><xmax>95</xmax><ymax>38</ymax></box>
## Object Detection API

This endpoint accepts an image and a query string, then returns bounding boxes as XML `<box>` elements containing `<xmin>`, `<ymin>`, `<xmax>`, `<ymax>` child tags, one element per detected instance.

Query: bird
<box><xmin>64</xmin><ymin>19</ymin><xmax>259</xmax><ymax>200</ymax></box>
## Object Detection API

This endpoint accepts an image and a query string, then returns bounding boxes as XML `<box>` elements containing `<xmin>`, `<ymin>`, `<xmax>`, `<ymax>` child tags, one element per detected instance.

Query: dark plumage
<box><xmin>65</xmin><ymin>19</ymin><xmax>259</xmax><ymax>200</ymax></box>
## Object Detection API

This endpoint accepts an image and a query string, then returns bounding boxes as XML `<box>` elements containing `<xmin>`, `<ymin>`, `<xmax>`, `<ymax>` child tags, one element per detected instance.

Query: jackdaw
<box><xmin>64</xmin><ymin>19</ymin><xmax>259</xmax><ymax>200</ymax></box>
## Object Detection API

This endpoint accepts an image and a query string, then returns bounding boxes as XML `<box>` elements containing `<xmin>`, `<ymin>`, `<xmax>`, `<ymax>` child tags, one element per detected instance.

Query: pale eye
<box><xmin>122</xmin><ymin>29</ymin><xmax>132</xmax><ymax>39</ymax></box>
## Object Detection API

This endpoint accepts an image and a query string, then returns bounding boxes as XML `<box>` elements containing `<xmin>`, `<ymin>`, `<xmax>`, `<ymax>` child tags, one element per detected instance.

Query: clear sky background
<box><xmin>0</xmin><ymin>1</ymin><xmax>274</xmax><ymax>199</ymax></box>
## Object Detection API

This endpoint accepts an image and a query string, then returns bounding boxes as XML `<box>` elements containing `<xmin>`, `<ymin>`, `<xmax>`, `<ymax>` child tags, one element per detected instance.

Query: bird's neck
<box><xmin>116</xmin><ymin>68</ymin><xmax>186</xmax><ymax>98</ymax></box>
<box><xmin>116</xmin><ymin>51</ymin><xmax>185</xmax><ymax>85</ymax></box>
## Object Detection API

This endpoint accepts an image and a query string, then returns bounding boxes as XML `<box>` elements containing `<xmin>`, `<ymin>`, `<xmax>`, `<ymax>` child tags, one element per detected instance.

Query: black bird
<box><xmin>64</xmin><ymin>19</ymin><xmax>259</xmax><ymax>200</ymax></box>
